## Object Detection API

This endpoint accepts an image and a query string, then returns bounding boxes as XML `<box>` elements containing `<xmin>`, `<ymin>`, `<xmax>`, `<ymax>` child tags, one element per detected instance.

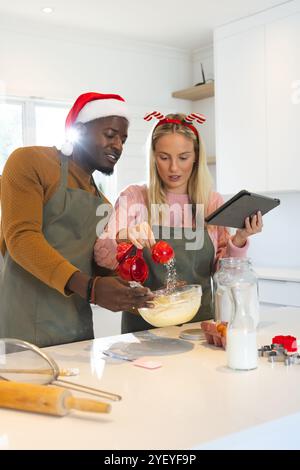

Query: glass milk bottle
<box><xmin>213</xmin><ymin>258</ymin><xmax>259</xmax><ymax>327</ymax></box>
<box><xmin>226</xmin><ymin>285</ymin><xmax>258</xmax><ymax>370</ymax></box>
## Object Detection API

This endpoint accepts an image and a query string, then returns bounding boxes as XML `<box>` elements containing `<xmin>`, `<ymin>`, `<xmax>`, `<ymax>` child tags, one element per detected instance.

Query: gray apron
<box><xmin>121</xmin><ymin>226</ymin><xmax>215</xmax><ymax>333</ymax></box>
<box><xmin>0</xmin><ymin>153</ymin><xmax>103</xmax><ymax>347</ymax></box>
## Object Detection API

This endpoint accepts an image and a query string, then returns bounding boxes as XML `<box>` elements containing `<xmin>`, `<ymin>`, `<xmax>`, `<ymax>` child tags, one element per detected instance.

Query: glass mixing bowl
<box><xmin>138</xmin><ymin>284</ymin><xmax>202</xmax><ymax>327</ymax></box>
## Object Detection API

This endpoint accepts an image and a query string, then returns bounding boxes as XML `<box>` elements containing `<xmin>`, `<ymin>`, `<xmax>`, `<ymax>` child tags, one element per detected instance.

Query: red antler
<box><xmin>185</xmin><ymin>113</ymin><xmax>206</xmax><ymax>124</ymax></box>
<box><xmin>144</xmin><ymin>111</ymin><xmax>165</xmax><ymax>122</ymax></box>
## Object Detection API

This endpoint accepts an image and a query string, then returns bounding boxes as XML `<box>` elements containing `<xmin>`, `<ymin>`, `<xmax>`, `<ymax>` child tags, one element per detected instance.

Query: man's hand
<box><xmin>66</xmin><ymin>271</ymin><xmax>155</xmax><ymax>312</ymax></box>
<box><xmin>94</xmin><ymin>276</ymin><xmax>155</xmax><ymax>312</ymax></box>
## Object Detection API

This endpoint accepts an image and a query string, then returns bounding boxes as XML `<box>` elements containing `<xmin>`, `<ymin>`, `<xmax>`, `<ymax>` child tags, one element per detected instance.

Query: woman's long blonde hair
<box><xmin>148</xmin><ymin>113</ymin><xmax>213</xmax><ymax>223</ymax></box>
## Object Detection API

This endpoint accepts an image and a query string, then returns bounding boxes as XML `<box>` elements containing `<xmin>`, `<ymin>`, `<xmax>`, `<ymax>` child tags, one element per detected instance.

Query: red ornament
<box><xmin>117</xmin><ymin>257</ymin><xmax>133</xmax><ymax>281</ymax></box>
<box><xmin>151</xmin><ymin>241</ymin><xmax>174</xmax><ymax>264</ymax></box>
<box><xmin>116</xmin><ymin>242</ymin><xmax>134</xmax><ymax>263</ymax></box>
<box><xmin>116</xmin><ymin>244</ymin><xmax>149</xmax><ymax>283</ymax></box>
<box><xmin>116</xmin><ymin>240</ymin><xmax>174</xmax><ymax>283</ymax></box>
<box><xmin>130</xmin><ymin>249</ymin><xmax>149</xmax><ymax>283</ymax></box>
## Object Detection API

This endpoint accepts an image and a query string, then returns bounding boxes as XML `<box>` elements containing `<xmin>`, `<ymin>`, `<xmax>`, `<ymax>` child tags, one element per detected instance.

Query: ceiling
<box><xmin>0</xmin><ymin>0</ymin><xmax>290</xmax><ymax>50</ymax></box>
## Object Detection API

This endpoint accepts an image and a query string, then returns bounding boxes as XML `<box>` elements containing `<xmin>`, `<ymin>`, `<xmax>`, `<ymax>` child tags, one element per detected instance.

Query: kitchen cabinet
<box><xmin>92</xmin><ymin>305</ymin><xmax>121</xmax><ymax>337</ymax></box>
<box><xmin>266</xmin><ymin>13</ymin><xmax>300</xmax><ymax>191</ymax></box>
<box><xmin>214</xmin><ymin>1</ymin><xmax>300</xmax><ymax>194</ymax></box>
<box><xmin>214</xmin><ymin>26</ymin><xmax>267</xmax><ymax>194</ymax></box>
<box><xmin>259</xmin><ymin>279</ymin><xmax>300</xmax><ymax>307</ymax></box>
<box><xmin>256</xmin><ymin>267</ymin><xmax>300</xmax><ymax>307</ymax></box>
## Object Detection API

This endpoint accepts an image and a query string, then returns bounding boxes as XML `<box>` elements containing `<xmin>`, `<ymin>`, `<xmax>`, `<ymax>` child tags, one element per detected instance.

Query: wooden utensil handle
<box><xmin>0</xmin><ymin>381</ymin><xmax>69</xmax><ymax>416</ymax></box>
<box><xmin>0</xmin><ymin>381</ymin><xmax>111</xmax><ymax>416</ymax></box>
<box><xmin>65</xmin><ymin>396</ymin><xmax>111</xmax><ymax>414</ymax></box>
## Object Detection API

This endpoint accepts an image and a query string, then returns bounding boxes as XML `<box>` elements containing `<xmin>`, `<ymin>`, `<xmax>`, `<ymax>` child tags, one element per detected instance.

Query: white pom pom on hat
<box><xmin>60</xmin><ymin>141</ymin><xmax>74</xmax><ymax>157</ymax></box>
<box><xmin>60</xmin><ymin>92</ymin><xmax>129</xmax><ymax>156</ymax></box>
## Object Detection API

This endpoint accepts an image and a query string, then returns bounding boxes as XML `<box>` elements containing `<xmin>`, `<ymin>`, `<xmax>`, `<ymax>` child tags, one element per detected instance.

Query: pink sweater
<box><xmin>94</xmin><ymin>184</ymin><xmax>249</xmax><ymax>272</ymax></box>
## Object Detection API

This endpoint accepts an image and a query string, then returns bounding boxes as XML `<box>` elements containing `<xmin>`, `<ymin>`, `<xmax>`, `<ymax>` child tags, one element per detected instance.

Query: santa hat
<box><xmin>61</xmin><ymin>92</ymin><xmax>129</xmax><ymax>156</ymax></box>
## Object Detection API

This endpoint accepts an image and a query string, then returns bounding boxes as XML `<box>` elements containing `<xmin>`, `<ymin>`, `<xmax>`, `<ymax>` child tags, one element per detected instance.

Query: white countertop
<box><xmin>255</xmin><ymin>266</ymin><xmax>300</xmax><ymax>283</ymax></box>
<box><xmin>1</xmin><ymin>305</ymin><xmax>300</xmax><ymax>450</ymax></box>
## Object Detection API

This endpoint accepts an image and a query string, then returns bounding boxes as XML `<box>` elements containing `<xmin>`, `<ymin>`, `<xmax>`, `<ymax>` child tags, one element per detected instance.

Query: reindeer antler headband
<box><xmin>143</xmin><ymin>111</ymin><xmax>206</xmax><ymax>139</ymax></box>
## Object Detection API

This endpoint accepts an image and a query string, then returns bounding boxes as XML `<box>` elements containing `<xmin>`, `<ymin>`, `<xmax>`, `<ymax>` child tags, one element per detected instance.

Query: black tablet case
<box><xmin>205</xmin><ymin>190</ymin><xmax>280</xmax><ymax>229</ymax></box>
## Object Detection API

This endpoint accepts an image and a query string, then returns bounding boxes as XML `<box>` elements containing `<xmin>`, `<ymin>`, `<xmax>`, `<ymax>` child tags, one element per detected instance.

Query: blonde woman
<box><xmin>94</xmin><ymin>113</ymin><xmax>263</xmax><ymax>333</ymax></box>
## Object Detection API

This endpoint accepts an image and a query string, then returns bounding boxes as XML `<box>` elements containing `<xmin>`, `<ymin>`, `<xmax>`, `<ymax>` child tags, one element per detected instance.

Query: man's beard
<box><xmin>99</xmin><ymin>166</ymin><xmax>114</xmax><ymax>176</ymax></box>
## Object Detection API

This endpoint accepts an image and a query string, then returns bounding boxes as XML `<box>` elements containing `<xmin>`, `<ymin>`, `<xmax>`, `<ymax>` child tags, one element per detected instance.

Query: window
<box><xmin>0</xmin><ymin>97</ymin><xmax>116</xmax><ymax>200</ymax></box>
<box><xmin>0</xmin><ymin>101</ymin><xmax>23</xmax><ymax>173</ymax></box>
<box><xmin>35</xmin><ymin>104</ymin><xmax>69</xmax><ymax>148</ymax></box>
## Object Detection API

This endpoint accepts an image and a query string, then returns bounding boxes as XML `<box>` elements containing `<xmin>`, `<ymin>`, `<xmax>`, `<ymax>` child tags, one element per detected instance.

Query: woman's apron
<box><xmin>121</xmin><ymin>226</ymin><xmax>215</xmax><ymax>333</ymax></box>
<box><xmin>0</xmin><ymin>153</ymin><xmax>103</xmax><ymax>347</ymax></box>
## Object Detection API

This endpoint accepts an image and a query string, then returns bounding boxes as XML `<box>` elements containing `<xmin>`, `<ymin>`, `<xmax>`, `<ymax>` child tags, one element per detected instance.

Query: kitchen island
<box><xmin>1</xmin><ymin>305</ymin><xmax>300</xmax><ymax>450</ymax></box>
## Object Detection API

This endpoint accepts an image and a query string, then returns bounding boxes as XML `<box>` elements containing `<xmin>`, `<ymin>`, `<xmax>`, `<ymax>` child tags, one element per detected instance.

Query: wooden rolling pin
<box><xmin>0</xmin><ymin>381</ymin><xmax>111</xmax><ymax>416</ymax></box>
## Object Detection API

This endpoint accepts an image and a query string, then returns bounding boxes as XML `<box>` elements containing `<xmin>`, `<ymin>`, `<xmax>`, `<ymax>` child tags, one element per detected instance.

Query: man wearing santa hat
<box><xmin>0</xmin><ymin>92</ymin><xmax>154</xmax><ymax>347</ymax></box>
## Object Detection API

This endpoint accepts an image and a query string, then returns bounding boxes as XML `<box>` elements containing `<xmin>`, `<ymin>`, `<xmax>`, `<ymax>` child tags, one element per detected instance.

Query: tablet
<box><xmin>205</xmin><ymin>190</ymin><xmax>280</xmax><ymax>229</ymax></box>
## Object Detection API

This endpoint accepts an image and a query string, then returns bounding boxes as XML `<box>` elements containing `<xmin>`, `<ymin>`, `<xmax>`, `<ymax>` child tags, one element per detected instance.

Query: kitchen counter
<box><xmin>254</xmin><ymin>267</ymin><xmax>300</xmax><ymax>307</ymax></box>
<box><xmin>1</xmin><ymin>305</ymin><xmax>300</xmax><ymax>450</ymax></box>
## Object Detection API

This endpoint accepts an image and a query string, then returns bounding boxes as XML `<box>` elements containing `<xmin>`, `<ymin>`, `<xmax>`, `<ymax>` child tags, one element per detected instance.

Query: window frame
<box><xmin>0</xmin><ymin>95</ymin><xmax>117</xmax><ymax>202</ymax></box>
